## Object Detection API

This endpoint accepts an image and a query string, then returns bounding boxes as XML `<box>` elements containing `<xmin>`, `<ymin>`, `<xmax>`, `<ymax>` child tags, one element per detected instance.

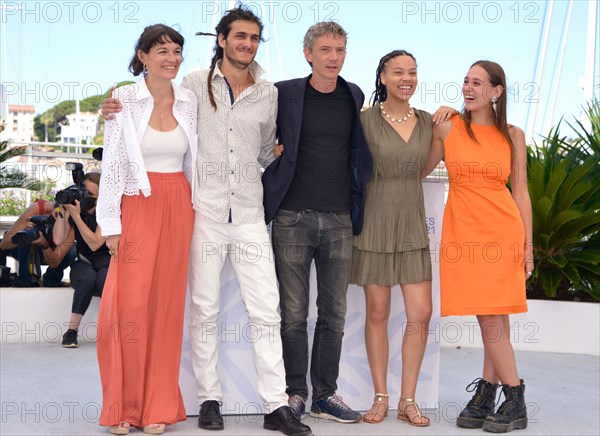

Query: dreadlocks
<box><xmin>370</xmin><ymin>50</ymin><xmax>417</xmax><ymax>106</ymax></box>
<box><xmin>199</xmin><ymin>4</ymin><xmax>265</xmax><ymax>110</ymax></box>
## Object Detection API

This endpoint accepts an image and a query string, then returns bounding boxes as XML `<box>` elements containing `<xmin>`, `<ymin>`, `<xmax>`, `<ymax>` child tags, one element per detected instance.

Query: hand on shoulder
<box><xmin>101</xmin><ymin>85</ymin><xmax>123</xmax><ymax>119</ymax></box>
<box><xmin>431</xmin><ymin>106</ymin><xmax>460</xmax><ymax>124</ymax></box>
<box><xmin>433</xmin><ymin>118</ymin><xmax>452</xmax><ymax>140</ymax></box>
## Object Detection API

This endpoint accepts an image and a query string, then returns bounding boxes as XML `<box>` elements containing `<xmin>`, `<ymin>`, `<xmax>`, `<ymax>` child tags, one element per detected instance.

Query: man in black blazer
<box><xmin>262</xmin><ymin>21</ymin><xmax>373</xmax><ymax>424</ymax></box>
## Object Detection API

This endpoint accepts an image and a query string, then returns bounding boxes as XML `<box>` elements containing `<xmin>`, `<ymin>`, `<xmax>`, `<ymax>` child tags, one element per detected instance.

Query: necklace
<box><xmin>380</xmin><ymin>103</ymin><xmax>413</xmax><ymax>123</ymax></box>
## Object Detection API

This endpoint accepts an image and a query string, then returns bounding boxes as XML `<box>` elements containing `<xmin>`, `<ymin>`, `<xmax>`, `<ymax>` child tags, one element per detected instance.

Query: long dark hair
<box><xmin>199</xmin><ymin>4</ymin><xmax>264</xmax><ymax>110</ymax></box>
<box><xmin>128</xmin><ymin>24</ymin><xmax>185</xmax><ymax>76</ymax></box>
<box><xmin>462</xmin><ymin>60</ymin><xmax>514</xmax><ymax>159</ymax></box>
<box><xmin>370</xmin><ymin>50</ymin><xmax>416</xmax><ymax>106</ymax></box>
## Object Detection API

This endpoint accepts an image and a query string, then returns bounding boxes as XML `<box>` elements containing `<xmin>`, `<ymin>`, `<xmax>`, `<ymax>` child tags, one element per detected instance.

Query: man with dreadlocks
<box><xmin>182</xmin><ymin>6</ymin><xmax>311</xmax><ymax>436</ymax></box>
<box><xmin>262</xmin><ymin>21</ymin><xmax>373</xmax><ymax>424</ymax></box>
<box><xmin>101</xmin><ymin>4</ymin><xmax>311</xmax><ymax>436</ymax></box>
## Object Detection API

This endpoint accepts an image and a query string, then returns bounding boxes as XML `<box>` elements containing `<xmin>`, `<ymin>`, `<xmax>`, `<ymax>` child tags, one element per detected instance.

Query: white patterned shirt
<box><xmin>181</xmin><ymin>61</ymin><xmax>277</xmax><ymax>225</ymax></box>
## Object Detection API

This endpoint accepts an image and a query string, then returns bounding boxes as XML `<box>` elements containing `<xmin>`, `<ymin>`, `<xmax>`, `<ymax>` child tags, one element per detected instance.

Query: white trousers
<box><xmin>188</xmin><ymin>212</ymin><xmax>288</xmax><ymax>413</ymax></box>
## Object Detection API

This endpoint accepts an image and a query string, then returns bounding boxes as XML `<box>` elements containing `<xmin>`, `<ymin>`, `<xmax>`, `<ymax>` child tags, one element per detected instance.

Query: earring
<box><xmin>491</xmin><ymin>96</ymin><xmax>498</xmax><ymax>115</ymax></box>
<box><xmin>143</xmin><ymin>64</ymin><xmax>148</xmax><ymax>73</ymax></box>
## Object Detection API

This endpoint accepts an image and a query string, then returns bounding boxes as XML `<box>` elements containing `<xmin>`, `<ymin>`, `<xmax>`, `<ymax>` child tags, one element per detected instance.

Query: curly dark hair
<box><xmin>370</xmin><ymin>50</ymin><xmax>417</xmax><ymax>106</ymax></box>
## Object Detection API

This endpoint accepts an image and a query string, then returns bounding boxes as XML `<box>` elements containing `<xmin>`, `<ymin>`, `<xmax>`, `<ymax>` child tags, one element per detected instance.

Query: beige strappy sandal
<box><xmin>363</xmin><ymin>393</ymin><xmax>389</xmax><ymax>423</ymax></box>
<box><xmin>141</xmin><ymin>423</ymin><xmax>165</xmax><ymax>435</ymax></box>
<box><xmin>108</xmin><ymin>421</ymin><xmax>130</xmax><ymax>435</ymax></box>
<box><xmin>397</xmin><ymin>398</ymin><xmax>430</xmax><ymax>427</ymax></box>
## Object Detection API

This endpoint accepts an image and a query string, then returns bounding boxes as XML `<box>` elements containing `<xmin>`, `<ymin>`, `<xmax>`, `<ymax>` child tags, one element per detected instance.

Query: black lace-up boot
<box><xmin>482</xmin><ymin>379</ymin><xmax>527</xmax><ymax>433</ymax></box>
<box><xmin>456</xmin><ymin>378</ymin><xmax>499</xmax><ymax>428</ymax></box>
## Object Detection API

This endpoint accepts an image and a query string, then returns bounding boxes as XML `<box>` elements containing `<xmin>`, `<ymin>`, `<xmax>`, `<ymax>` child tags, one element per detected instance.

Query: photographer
<box><xmin>0</xmin><ymin>199</ymin><xmax>75</xmax><ymax>287</ymax></box>
<box><xmin>53</xmin><ymin>172</ymin><xmax>109</xmax><ymax>348</ymax></box>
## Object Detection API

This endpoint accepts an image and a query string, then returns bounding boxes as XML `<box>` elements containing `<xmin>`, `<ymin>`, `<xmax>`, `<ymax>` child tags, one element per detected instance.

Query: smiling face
<box><xmin>137</xmin><ymin>38</ymin><xmax>182</xmax><ymax>81</ymax></box>
<box><xmin>304</xmin><ymin>33</ymin><xmax>347</xmax><ymax>84</ymax></box>
<box><xmin>219</xmin><ymin>20</ymin><xmax>261</xmax><ymax>70</ymax></box>
<box><xmin>463</xmin><ymin>64</ymin><xmax>502</xmax><ymax>113</ymax></box>
<box><xmin>380</xmin><ymin>55</ymin><xmax>417</xmax><ymax>102</ymax></box>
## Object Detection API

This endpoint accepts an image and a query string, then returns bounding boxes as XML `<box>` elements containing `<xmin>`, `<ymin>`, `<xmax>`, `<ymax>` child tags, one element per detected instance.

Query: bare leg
<box><xmin>398</xmin><ymin>280</ymin><xmax>432</xmax><ymax>425</ymax></box>
<box><xmin>482</xmin><ymin>343</ymin><xmax>499</xmax><ymax>383</ymax></box>
<box><xmin>477</xmin><ymin>315</ymin><xmax>519</xmax><ymax>386</ymax></box>
<box><xmin>363</xmin><ymin>284</ymin><xmax>391</xmax><ymax>421</ymax></box>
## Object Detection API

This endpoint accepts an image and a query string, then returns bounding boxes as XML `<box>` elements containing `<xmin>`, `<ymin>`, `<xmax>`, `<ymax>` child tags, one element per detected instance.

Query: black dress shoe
<box><xmin>198</xmin><ymin>400</ymin><xmax>224</xmax><ymax>430</ymax></box>
<box><xmin>264</xmin><ymin>406</ymin><xmax>312</xmax><ymax>436</ymax></box>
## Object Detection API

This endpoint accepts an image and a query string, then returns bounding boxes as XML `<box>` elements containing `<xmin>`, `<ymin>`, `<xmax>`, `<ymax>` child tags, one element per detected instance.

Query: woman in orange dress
<box><xmin>96</xmin><ymin>24</ymin><xmax>197</xmax><ymax>435</ymax></box>
<box><xmin>422</xmin><ymin>60</ymin><xmax>533</xmax><ymax>433</ymax></box>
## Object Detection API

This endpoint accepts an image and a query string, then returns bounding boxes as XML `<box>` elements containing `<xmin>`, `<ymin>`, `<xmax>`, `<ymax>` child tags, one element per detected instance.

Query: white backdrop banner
<box><xmin>179</xmin><ymin>181</ymin><xmax>445</xmax><ymax>414</ymax></box>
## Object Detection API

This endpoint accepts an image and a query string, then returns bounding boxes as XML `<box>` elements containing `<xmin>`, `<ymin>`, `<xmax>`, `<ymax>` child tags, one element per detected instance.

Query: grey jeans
<box><xmin>272</xmin><ymin>209</ymin><xmax>353</xmax><ymax>401</ymax></box>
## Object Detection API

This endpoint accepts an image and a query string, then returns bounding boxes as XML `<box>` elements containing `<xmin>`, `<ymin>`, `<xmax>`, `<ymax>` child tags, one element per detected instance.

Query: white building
<box><xmin>0</xmin><ymin>84</ymin><xmax>7</xmax><ymax>121</ymax></box>
<box><xmin>59</xmin><ymin>112</ymin><xmax>99</xmax><ymax>144</ymax></box>
<box><xmin>1</xmin><ymin>104</ymin><xmax>35</xmax><ymax>143</ymax></box>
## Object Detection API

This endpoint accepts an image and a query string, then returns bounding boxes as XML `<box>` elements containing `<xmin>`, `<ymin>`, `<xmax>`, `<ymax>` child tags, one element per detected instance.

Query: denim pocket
<box><xmin>275</xmin><ymin>210</ymin><xmax>301</xmax><ymax>226</ymax></box>
<box><xmin>333</xmin><ymin>211</ymin><xmax>352</xmax><ymax>226</ymax></box>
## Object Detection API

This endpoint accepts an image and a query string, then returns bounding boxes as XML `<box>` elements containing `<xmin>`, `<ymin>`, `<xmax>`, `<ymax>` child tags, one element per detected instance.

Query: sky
<box><xmin>1</xmin><ymin>0</ymin><xmax>599</xmax><ymax>142</ymax></box>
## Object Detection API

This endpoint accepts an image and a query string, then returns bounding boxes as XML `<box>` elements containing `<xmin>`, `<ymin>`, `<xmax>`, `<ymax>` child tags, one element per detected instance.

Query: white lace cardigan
<box><xmin>97</xmin><ymin>78</ymin><xmax>198</xmax><ymax>236</ymax></box>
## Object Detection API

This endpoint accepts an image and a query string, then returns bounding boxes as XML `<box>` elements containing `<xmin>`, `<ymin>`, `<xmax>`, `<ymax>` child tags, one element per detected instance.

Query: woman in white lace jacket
<box><xmin>96</xmin><ymin>24</ymin><xmax>197</xmax><ymax>436</ymax></box>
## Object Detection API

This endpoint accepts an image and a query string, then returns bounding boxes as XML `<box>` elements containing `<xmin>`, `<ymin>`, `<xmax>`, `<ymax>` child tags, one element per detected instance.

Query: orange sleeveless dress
<box><xmin>440</xmin><ymin>116</ymin><xmax>527</xmax><ymax>316</ymax></box>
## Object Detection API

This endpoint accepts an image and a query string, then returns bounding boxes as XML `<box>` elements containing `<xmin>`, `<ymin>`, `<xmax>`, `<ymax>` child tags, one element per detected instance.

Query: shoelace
<box><xmin>202</xmin><ymin>401</ymin><xmax>222</xmax><ymax>417</ymax></box>
<box><xmin>465</xmin><ymin>377</ymin><xmax>485</xmax><ymax>392</ymax></box>
<box><xmin>465</xmin><ymin>378</ymin><xmax>499</xmax><ymax>406</ymax></box>
<box><xmin>288</xmin><ymin>396</ymin><xmax>304</xmax><ymax>411</ymax></box>
<box><xmin>329</xmin><ymin>394</ymin><xmax>351</xmax><ymax>410</ymax></box>
<box><xmin>495</xmin><ymin>386</ymin><xmax>518</xmax><ymax>413</ymax></box>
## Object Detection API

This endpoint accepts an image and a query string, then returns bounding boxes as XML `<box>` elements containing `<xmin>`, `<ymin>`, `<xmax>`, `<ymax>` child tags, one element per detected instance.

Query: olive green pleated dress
<box><xmin>350</xmin><ymin>106</ymin><xmax>432</xmax><ymax>286</ymax></box>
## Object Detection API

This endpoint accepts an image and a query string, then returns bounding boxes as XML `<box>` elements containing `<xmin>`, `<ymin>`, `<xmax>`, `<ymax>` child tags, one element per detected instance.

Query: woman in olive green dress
<box><xmin>350</xmin><ymin>50</ymin><xmax>454</xmax><ymax>426</ymax></box>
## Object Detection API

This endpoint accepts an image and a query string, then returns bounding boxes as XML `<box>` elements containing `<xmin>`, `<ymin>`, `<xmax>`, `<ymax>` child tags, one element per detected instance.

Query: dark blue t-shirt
<box><xmin>279</xmin><ymin>79</ymin><xmax>354</xmax><ymax>211</ymax></box>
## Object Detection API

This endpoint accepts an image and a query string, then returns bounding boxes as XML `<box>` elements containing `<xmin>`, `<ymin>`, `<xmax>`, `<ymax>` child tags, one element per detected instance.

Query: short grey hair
<box><xmin>303</xmin><ymin>21</ymin><xmax>348</xmax><ymax>50</ymax></box>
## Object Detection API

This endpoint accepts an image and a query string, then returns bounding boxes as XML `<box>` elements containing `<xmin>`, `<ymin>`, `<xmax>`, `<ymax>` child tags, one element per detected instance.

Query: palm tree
<box><xmin>0</xmin><ymin>123</ymin><xmax>42</xmax><ymax>190</ymax></box>
<box><xmin>527</xmin><ymin>102</ymin><xmax>600</xmax><ymax>301</ymax></box>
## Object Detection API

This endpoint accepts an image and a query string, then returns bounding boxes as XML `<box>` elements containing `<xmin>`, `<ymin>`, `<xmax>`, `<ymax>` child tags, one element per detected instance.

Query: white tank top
<box><xmin>140</xmin><ymin>124</ymin><xmax>188</xmax><ymax>172</ymax></box>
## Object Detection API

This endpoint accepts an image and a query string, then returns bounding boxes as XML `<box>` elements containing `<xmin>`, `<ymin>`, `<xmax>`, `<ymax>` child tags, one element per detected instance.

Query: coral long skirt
<box><xmin>97</xmin><ymin>172</ymin><xmax>194</xmax><ymax>427</ymax></box>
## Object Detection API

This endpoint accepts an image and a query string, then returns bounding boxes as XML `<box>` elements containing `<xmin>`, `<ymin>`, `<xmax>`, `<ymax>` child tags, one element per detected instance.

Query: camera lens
<box><xmin>55</xmin><ymin>190</ymin><xmax>72</xmax><ymax>205</ymax></box>
<box><xmin>11</xmin><ymin>228</ymin><xmax>38</xmax><ymax>247</ymax></box>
